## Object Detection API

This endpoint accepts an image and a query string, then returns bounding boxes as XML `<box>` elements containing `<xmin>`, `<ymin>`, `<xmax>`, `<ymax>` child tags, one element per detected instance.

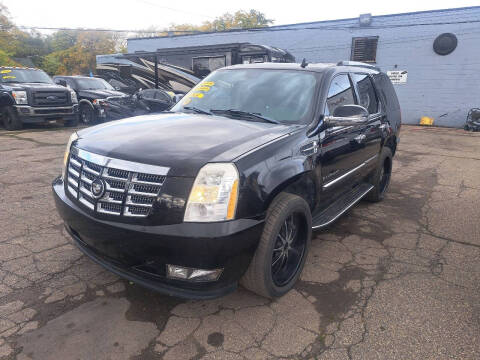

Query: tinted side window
<box><xmin>381</xmin><ymin>73</ymin><xmax>400</xmax><ymax>110</ymax></box>
<box><xmin>325</xmin><ymin>74</ymin><xmax>356</xmax><ymax>116</ymax></box>
<box><xmin>352</xmin><ymin>73</ymin><xmax>378</xmax><ymax>114</ymax></box>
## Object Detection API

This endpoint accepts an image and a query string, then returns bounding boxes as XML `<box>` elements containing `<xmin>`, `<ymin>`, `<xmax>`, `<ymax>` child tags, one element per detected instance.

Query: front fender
<box><xmin>0</xmin><ymin>91</ymin><xmax>14</xmax><ymax>107</ymax></box>
<box><xmin>236</xmin><ymin>155</ymin><xmax>317</xmax><ymax>219</ymax></box>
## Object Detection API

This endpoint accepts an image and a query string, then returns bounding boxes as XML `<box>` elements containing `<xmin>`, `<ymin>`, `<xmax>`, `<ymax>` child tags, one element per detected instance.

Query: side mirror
<box><xmin>56</xmin><ymin>79</ymin><xmax>67</xmax><ymax>87</ymax></box>
<box><xmin>325</xmin><ymin>105</ymin><xmax>369</xmax><ymax>127</ymax></box>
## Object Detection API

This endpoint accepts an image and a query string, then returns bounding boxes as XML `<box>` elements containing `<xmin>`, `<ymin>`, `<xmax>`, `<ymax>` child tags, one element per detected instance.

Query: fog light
<box><xmin>166</xmin><ymin>265</ymin><xmax>223</xmax><ymax>282</ymax></box>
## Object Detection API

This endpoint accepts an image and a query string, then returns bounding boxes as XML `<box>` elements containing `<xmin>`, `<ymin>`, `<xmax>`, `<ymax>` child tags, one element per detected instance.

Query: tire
<box><xmin>79</xmin><ymin>103</ymin><xmax>96</xmax><ymax>125</ymax></box>
<box><xmin>2</xmin><ymin>106</ymin><xmax>23</xmax><ymax>130</ymax></box>
<box><xmin>364</xmin><ymin>147</ymin><xmax>393</xmax><ymax>202</ymax></box>
<box><xmin>241</xmin><ymin>192</ymin><xmax>312</xmax><ymax>298</ymax></box>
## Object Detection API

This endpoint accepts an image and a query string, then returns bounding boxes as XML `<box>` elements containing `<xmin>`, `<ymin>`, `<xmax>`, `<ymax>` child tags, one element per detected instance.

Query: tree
<box><xmin>46</xmin><ymin>31</ymin><xmax>78</xmax><ymax>52</ymax></box>
<box><xmin>44</xmin><ymin>31</ymin><xmax>117</xmax><ymax>75</ymax></box>
<box><xmin>167</xmin><ymin>9</ymin><xmax>273</xmax><ymax>34</ymax></box>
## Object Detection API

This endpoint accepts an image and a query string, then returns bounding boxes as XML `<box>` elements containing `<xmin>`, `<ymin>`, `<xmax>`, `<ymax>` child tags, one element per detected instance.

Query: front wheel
<box><xmin>79</xmin><ymin>103</ymin><xmax>96</xmax><ymax>125</ymax></box>
<box><xmin>2</xmin><ymin>107</ymin><xmax>23</xmax><ymax>131</ymax></box>
<box><xmin>241</xmin><ymin>192</ymin><xmax>312</xmax><ymax>298</ymax></box>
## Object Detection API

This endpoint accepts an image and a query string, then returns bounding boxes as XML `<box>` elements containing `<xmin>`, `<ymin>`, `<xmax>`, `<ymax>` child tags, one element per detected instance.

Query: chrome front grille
<box><xmin>66</xmin><ymin>147</ymin><xmax>169</xmax><ymax>218</ymax></box>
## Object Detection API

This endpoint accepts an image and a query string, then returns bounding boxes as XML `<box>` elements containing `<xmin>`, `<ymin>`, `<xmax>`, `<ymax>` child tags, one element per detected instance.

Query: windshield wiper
<box><xmin>183</xmin><ymin>106</ymin><xmax>212</xmax><ymax>115</ymax></box>
<box><xmin>210</xmin><ymin>109</ymin><xmax>279</xmax><ymax>124</ymax></box>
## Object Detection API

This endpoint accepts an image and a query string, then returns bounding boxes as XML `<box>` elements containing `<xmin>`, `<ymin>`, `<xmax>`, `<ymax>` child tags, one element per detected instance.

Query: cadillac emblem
<box><xmin>91</xmin><ymin>178</ymin><xmax>105</xmax><ymax>199</ymax></box>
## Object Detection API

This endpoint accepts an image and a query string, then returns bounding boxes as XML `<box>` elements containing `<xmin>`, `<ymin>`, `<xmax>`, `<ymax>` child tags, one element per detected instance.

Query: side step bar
<box><xmin>312</xmin><ymin>183</ymin><xmax>374</xmax><ymax>229</ymax></box>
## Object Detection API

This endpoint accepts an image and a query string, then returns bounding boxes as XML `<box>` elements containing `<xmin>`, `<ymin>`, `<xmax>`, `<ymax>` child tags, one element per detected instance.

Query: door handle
<box><xmin>354</xmin><ymin>134</ymin><xmax>367</xmax><ymax>143</ymax></box>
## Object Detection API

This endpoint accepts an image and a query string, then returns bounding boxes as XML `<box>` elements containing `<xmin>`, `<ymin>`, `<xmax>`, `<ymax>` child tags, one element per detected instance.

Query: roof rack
<box><xmin>336</xmin><ymin>61</ymin><xmax>381</xmax><ymax>72</ymax></box>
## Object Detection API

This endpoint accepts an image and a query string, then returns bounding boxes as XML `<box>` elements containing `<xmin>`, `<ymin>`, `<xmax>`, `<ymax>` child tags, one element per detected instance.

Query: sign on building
<box><xmin>387</xmin><ymin>70</ymin><xmax>408</xmax><ymax>84</ymax></box>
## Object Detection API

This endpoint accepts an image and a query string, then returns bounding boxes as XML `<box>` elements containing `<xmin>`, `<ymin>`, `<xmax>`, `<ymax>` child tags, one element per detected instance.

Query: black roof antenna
<box><xmin>300</xmin><ymin>58</ymin><xmax>308</xmax><ymax>68</ymax></box>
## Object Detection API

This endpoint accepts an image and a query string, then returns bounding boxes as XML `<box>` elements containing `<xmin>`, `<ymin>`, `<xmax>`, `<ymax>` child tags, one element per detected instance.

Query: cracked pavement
<box><xmin>0</xmin><ymin>124</ymin><xmax>479</xmax><ymax>359</ymax></box>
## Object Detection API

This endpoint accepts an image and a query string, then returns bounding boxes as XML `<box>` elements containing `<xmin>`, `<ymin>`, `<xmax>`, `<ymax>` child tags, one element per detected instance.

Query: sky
<box><xmin>2</xmin><ymin>0</ymin><xmax>479</xmax><ymax>33</ymax></box>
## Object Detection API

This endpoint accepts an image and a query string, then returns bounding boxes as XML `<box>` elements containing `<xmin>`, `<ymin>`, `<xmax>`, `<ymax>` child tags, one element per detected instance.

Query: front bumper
<box><xmin>52</xmin><ymin>178</ymin><xmax>263</xmax><ymax>299</ymax></box>
<box><xmin>15</xmin><ymin>104</ymin><xmax>79</xmax><ymax>123</ymax></box>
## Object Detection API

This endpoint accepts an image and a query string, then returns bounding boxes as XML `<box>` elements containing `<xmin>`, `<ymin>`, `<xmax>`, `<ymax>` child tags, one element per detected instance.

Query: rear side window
<box><xmin>374</xmin><ymin>73</ymin><xmax>400</xmax><ymax>111</ymax></box>
<box><xmin>352</xmin><ymin>73</ymin><xmax>378</xmax><ymax>114</ymax></box>
<box><xmin>325</xmin><ymin>74</ymin><xmax>356</xmax><ymax>116</ymax></box>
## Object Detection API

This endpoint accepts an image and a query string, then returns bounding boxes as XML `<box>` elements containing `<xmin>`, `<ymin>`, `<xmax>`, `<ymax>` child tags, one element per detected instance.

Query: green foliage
<box><xmin>0</xmin><ymin>49</ymin><xmax>18</xmax><ymax>66</ymax></box>
<box><xmin>41</xmin><ymin>53</ymin><xmax>62</xmax><ymax>75</ymax></box>
<box><xmin>46</xmin><ymin>31</ymin><xmax>78</xmax><ymax>52</ymax></box>
<box><xmin>209</xmin><ymin>9</ymin><xmax>273</xmax><ymax>31</ymax></box>
<box><xmin>153</xmin><ymin>9</ymin><xmax>274</xmax><ymax>36</ymax></box>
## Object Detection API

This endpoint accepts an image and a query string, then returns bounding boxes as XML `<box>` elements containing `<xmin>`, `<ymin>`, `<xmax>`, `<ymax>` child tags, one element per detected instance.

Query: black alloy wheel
<box><xmin>241</xmin><ymin>192</ymin><xmax>312</xmax><ymax>298</ymax></box>
<box><xmin>271</xmin><ymin>213</ymin><xmax>307</xmax><ymax>287</ymax></box>
<box><xmin>378</xmin><ymin>160</ymin><xmax>391</xmax><ymax>196</ymax></box>
<box><xmin>80</xmin><ymin>104</ymin><xmax>95</xmax><ymax>125</ymax></box>
<box><xmin>2</xmin><ymin>107</ymin><xmax>22</xmax><ymax>130</ymax></box>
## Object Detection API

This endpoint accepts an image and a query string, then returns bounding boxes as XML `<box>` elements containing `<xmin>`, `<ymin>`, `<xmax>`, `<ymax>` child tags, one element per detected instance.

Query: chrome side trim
<box><xmin>313</xmin><ymin>185</ymin><xmax>374</xmax><ymax>229</ymax></box>
<box><xmin>74</xmin><ymin>147</ymin><xmax>170</xmax><ymax>176</ymax></box>
<box><xmin>323</xmin><ymin>154</ymin><xmax>378</xmax><ymax>190</ymax></box>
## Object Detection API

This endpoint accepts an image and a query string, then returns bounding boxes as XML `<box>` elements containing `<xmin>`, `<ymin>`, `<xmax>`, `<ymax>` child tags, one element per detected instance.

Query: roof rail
<box><xmin>336</xmin><ymin>61</ymin><xmax>381</xmax><ymax>72</ymax></box>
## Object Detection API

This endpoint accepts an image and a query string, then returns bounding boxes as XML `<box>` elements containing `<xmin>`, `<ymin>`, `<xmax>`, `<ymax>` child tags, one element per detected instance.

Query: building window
<box><xmin>351</xmin><ymin>37</ymin><xmax>378</xmax><ymax>63</ymax></box>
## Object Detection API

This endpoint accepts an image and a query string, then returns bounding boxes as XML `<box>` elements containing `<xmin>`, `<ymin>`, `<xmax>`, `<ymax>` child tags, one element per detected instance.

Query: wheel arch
<box><xmin>264</xmin><ymin>170</ymin><xmax>317</xmax><ymax>214</ymax></box>
<box><xmin>78</xmin><ymin>99</ymin><xmax>94</xmax><ymax>109</ymax></box>
<box><xmin>0</xmin><ymin>92</ymin><xmax>15</xmax><ymax>108</ymax></box>
<box><xmin>384</xmin><ymin>135</ymin><xmax>397</xmax><ymax>156</ymax></box>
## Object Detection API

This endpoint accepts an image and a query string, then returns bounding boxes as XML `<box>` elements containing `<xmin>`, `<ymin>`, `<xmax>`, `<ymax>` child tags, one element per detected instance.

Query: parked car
<box><xmin>464</xmin><ymin>108</ymin><xmax>480</xmax><ymax>131</ymax></box>
<box><xmin>52</xmin><ymin>61</ymin><xmax>401</xmax><ymax>299</ymax></box>
<box><xmin>0</xmin><ymin>67</ymin><xmax>79</xmax><ymax>130</ymax></box>
<box><xmin>94</xmin><ymin>88</ymin><xmax>176</xmax><ymax>121</ymax></box>
<box><xmin>53</xmin><ymin>76</ymin><xmax>127</xmax><ymax>125</ymax></box>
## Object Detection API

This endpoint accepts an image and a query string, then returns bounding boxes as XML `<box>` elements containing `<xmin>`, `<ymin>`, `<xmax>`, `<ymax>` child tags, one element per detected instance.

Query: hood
<box><xmin>2</xmin><ymin>82</ymin><xmax>67</xmax><ymax>91</ymax></box>
<box><xmin>77</xmin><ymin>89</ymin><xmax>126</xmax><ymax>99</ymax></box>
<box><xmin>76</xmin><ymin>113</ymin><xmax>293</xmax><ymax>177</ymax></box>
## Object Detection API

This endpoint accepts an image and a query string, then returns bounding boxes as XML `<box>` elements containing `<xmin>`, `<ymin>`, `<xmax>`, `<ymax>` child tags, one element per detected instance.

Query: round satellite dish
<box><xmin>433</xmin><ymin>33</ymin><xmax>458</xmax><ymax>55</ymax></box>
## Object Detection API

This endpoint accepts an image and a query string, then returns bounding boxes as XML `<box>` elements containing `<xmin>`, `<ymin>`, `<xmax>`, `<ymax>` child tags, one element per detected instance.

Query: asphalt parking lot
<box><xmin>0</xmin><ymin>124</ymin><xmax>479</xmax><ymax>360</ymax></box>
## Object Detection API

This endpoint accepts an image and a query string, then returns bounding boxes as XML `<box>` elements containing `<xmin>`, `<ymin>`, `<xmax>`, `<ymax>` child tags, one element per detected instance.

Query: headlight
<box><xmin>70</xmin><ymin>90</ymin><xmax>78</xmax><ymax>103</ymax></box>
<box><xmin>61</xmin><ymin>132</ymin><xmax>79</xmax><ymax>180</ymax></box>
<box><xmin>12</xmin><ymin>91</ymin><xmax>28</xmax><ymax>105</ymax></box>
<box><xmin>184</xmin><ymin>163</ymin><xmax>239</xmax><ymax>222</ymax></box>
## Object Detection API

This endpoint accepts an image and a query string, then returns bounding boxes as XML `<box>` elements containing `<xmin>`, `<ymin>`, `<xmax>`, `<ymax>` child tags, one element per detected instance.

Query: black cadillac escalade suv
<box><xmin>0</xmin><ymin>67</ymin><xmax>79</xmax><ymax>130</ymax></box>
<box><xmin>53</xmin><ymin>61</ymin><xmax>401</xmax><ymax>299</ymax></box>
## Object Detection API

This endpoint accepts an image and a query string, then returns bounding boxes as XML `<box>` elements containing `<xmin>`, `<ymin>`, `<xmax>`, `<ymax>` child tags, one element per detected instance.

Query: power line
<box><xmin>0</xmin><ymin>24</ymin><xmax>198</xmax><ymax>34</ymax></box>
<box><xmin>1</xmin><ymin>17</ymin><xmax>480</xmax><ymax>37</ymax></box>
<box><xmin>135</xmin><ymin>0</ymin><xmax>214</xmax><ymax>19</ymax></box>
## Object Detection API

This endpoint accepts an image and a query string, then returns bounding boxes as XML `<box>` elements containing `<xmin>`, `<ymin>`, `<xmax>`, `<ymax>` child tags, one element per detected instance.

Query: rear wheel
<box><xmin>2</xmin><ymin>106</ymin><xmax>23</xmax><ymax>131</ymax></box>
<box><xmin>365</xmin><ymin>147</ymin><xmax>393</xmax><ymax>202</ymax></box>
<box><xmin>79</xmin><ymin>103</ymin><xmax>96</xmax><ymax>125</ymax></box>
<box><xmin>241</xmin><ymin>192</ymin><xmax>312</xmax><ymax>298</ymax></box>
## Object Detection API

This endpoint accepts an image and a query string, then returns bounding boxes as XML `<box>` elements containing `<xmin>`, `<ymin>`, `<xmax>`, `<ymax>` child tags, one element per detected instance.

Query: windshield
<box><xmin>0</xmin><ymin>69</ymin><xmax>53</xmax><ymax>84</ymax></box>
<box><xmin>75</xmin><ymin>77</ymin><xmax>114</xmax><ymax>90</ymax></box>
<box><xmin>172</xmin><ymin>69</ymin><xmax>318</xmax><ymax>124</ymax></box>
